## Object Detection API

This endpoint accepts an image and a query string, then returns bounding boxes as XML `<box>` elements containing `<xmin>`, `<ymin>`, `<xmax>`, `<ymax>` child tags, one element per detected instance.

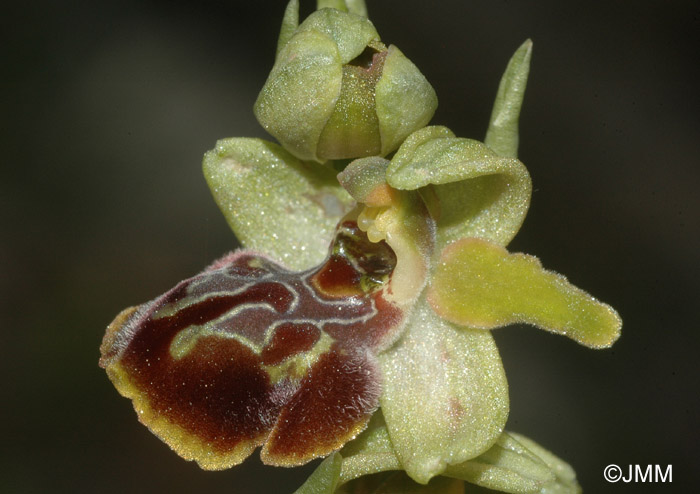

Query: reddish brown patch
<box><xmin>261</xmin><ymin>323</ymin><xmax>321</xmax><ymax>366</ymax></box>
<box><xmin>324</xmin><ymin>293</ymin><xmax>403</xmax><ymax>349</ymax></box>
<box><xmin>310</xmin><ymin>221</ymin><xmax>396</xmax><ymax>299</ymax></box>
<box><xmin>311</xmin><ymin>254</ymin><xmax>363</xmax><ymax>297</ymax></box>
<box><xmin>263</xmin><ymin>345</ymin><xmax>380</xmax><ymax>463</ymax></box>
<box><xmin>120</xmin><ymin>297</ymin><xmax>283</xmax><ymax>453</ymax></box>
<box><xmin>237</xmin><ymin>282</ymin><xmax>295</xmax><ymax>313</ymax></box>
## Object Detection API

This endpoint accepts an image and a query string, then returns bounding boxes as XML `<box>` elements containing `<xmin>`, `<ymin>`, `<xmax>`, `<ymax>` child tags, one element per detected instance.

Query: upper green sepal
<box><xmin>428</xmin><ymin>237</ymin><xmax>622</xmax><ymax>348</ymax></box>
<box><xmin>256</xmin><ymin>8</ymin><xmax>436</xmax><ymax>163</ymax></box>
<box><xmin>387</xmin><ymin>126</ymin><xmax>532</xmax><ymax>248</ymax></box>
<box><xmin>337</xmin><ymin>156</ymin><xmax>392</xmax><ymax>206</ymax></box>
<box><xmin>202</xmin><ymin>137</ymin><xmax>353</xmax><ymax>270</ymax></box>
<box><xmin>485</xmin><ymin>40</ymin><xmax>533</xmax><ymax>158</ymax></box>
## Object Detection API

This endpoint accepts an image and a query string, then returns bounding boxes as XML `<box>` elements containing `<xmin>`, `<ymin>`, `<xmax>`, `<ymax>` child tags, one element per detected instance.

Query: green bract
<box><xmin>254</xmin><ymin>0</ymin><xmax>437</xmax><ymax>163</ymax></box>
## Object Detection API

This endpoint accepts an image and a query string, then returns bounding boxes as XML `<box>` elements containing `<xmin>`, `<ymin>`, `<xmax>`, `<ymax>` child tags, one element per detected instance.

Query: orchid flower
<box><xmin>99</xmin><ymin>1</ymin><xmax>621</xmax><ymax>492</ymax></box>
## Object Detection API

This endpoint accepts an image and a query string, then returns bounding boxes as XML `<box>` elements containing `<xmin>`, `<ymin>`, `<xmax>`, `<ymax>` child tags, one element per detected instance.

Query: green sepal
<box><xmin>255</xmin><ymin>29</ymin><xmax>343</xmax><ymax>162</ymax></box>
<box><xmin>276</xmin><ymin>0</ymin><xmax>299</xmax><ymax>58</ymax></box>
<box><xmin>375</xmin><ymin>45</ymin><xmax>438</xmax><ymax>156</ymax></box>
<box><xmin>428</xmin><ymin>238</ymin><xmax>622</xmax><ymax>348</ymax></box>
<box><xmin>202</xmin><ymin>137</ymin><xmax>353</xmax><ymax>270</ymax></box>
<box><xmin>317</xmin><ymin>0</ymin><xmax>368</xmax><ymax>17</ymax></box>
<box><xmin>484</xmin><ymin>40</ymin><xmax>533</xmax><ymax>158</ymax></box>
<box><xmin>387</xmin><ymin>126</ymin><xmax>532</xmax><ymax>248</ymax></box>
<box><xmin>379</xmin><ymin>297</ymin><xmax>509</xmax><ymax>484</ymax></box>
<box><xmin>294</xmin><ymin>453</ymin><xmax>343</xmax><ymax>494</ymax></box>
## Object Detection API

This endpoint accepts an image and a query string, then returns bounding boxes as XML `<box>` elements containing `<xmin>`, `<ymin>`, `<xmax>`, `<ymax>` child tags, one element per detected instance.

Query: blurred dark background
<box><xmin>3</xmin><ymin>0</ymin><xmax>698</xmax><ymax>492</ymax></box>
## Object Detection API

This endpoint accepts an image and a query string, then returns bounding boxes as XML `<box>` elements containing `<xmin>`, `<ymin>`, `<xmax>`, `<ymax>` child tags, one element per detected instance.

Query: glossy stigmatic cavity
<box><xmin>99</xmin><ymin>219</ymin><xmax>406</xmax><ymax>470</ymax></box>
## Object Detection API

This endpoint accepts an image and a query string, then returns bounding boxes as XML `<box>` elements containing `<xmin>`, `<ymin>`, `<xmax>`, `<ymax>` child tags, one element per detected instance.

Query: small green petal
<box><xmin>317</xmin><ymin>0</ymin><xmax>368</xmax><ymax>17</ymax></box>
<box><xmin>202</xmin><ymin>138</ymin><xmax>353</xmax><ymax>270</ymax></box>
<box><xmin>375</xmin><ymin>45</ymin><xmax>438</xmax><ymax>156</ymax></box>
<box><xmin>445</xmin><ymin>432</ymin><xmax>555</xmax><ymax>493</ymax></box>
<box><xmin>484</xmin><ymin>40</ymin><xmax>533</xmax><ymax>158</ymax></box>
<box><xmin>255</xmin><ymin>29</ymin><xmax>343</xmax><ymax>162</ymax></box>
<box><xmin>276</xmin><ymin>0</ymin><xmax>299</xmax><ymax>58</ymax></box>
<box><xmin>379</xmin><ymin>297</ymin><xmax>509</xmax><ymax>484</ymax></box>
<box><xmin>387</xmin><ymin>128</ymin><xmax>531</xmax><ymax>247</ymax></box>
<box><xmin>294</xmin><ymin>453</ymin><xmax>343</xmax><ymax>494</ymax></box>
<box><xmin>428</xmin><ymin>238</ymin><xmax>622</xmax><ymax>348</ymax></box>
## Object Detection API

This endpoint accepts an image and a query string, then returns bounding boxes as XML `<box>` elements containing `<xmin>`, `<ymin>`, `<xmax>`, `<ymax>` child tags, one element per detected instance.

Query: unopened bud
<box><xmin>254</xmin><ymin>6</ymin><xmax>437</xmax><ymax>163</ymax></box>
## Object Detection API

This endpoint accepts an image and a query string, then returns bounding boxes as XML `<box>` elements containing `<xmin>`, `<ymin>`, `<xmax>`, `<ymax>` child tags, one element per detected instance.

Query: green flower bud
<box><xmin>254</xmin><ymin>5</ymin><xmax>437</xmax><ymax>163</ymax></box>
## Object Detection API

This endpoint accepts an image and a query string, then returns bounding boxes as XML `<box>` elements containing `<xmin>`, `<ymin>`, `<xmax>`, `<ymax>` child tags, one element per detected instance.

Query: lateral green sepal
<box><xmin>379</xmin><ymin>297</ymin><xmax>508</xmax><ymax>484</ymax></box>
